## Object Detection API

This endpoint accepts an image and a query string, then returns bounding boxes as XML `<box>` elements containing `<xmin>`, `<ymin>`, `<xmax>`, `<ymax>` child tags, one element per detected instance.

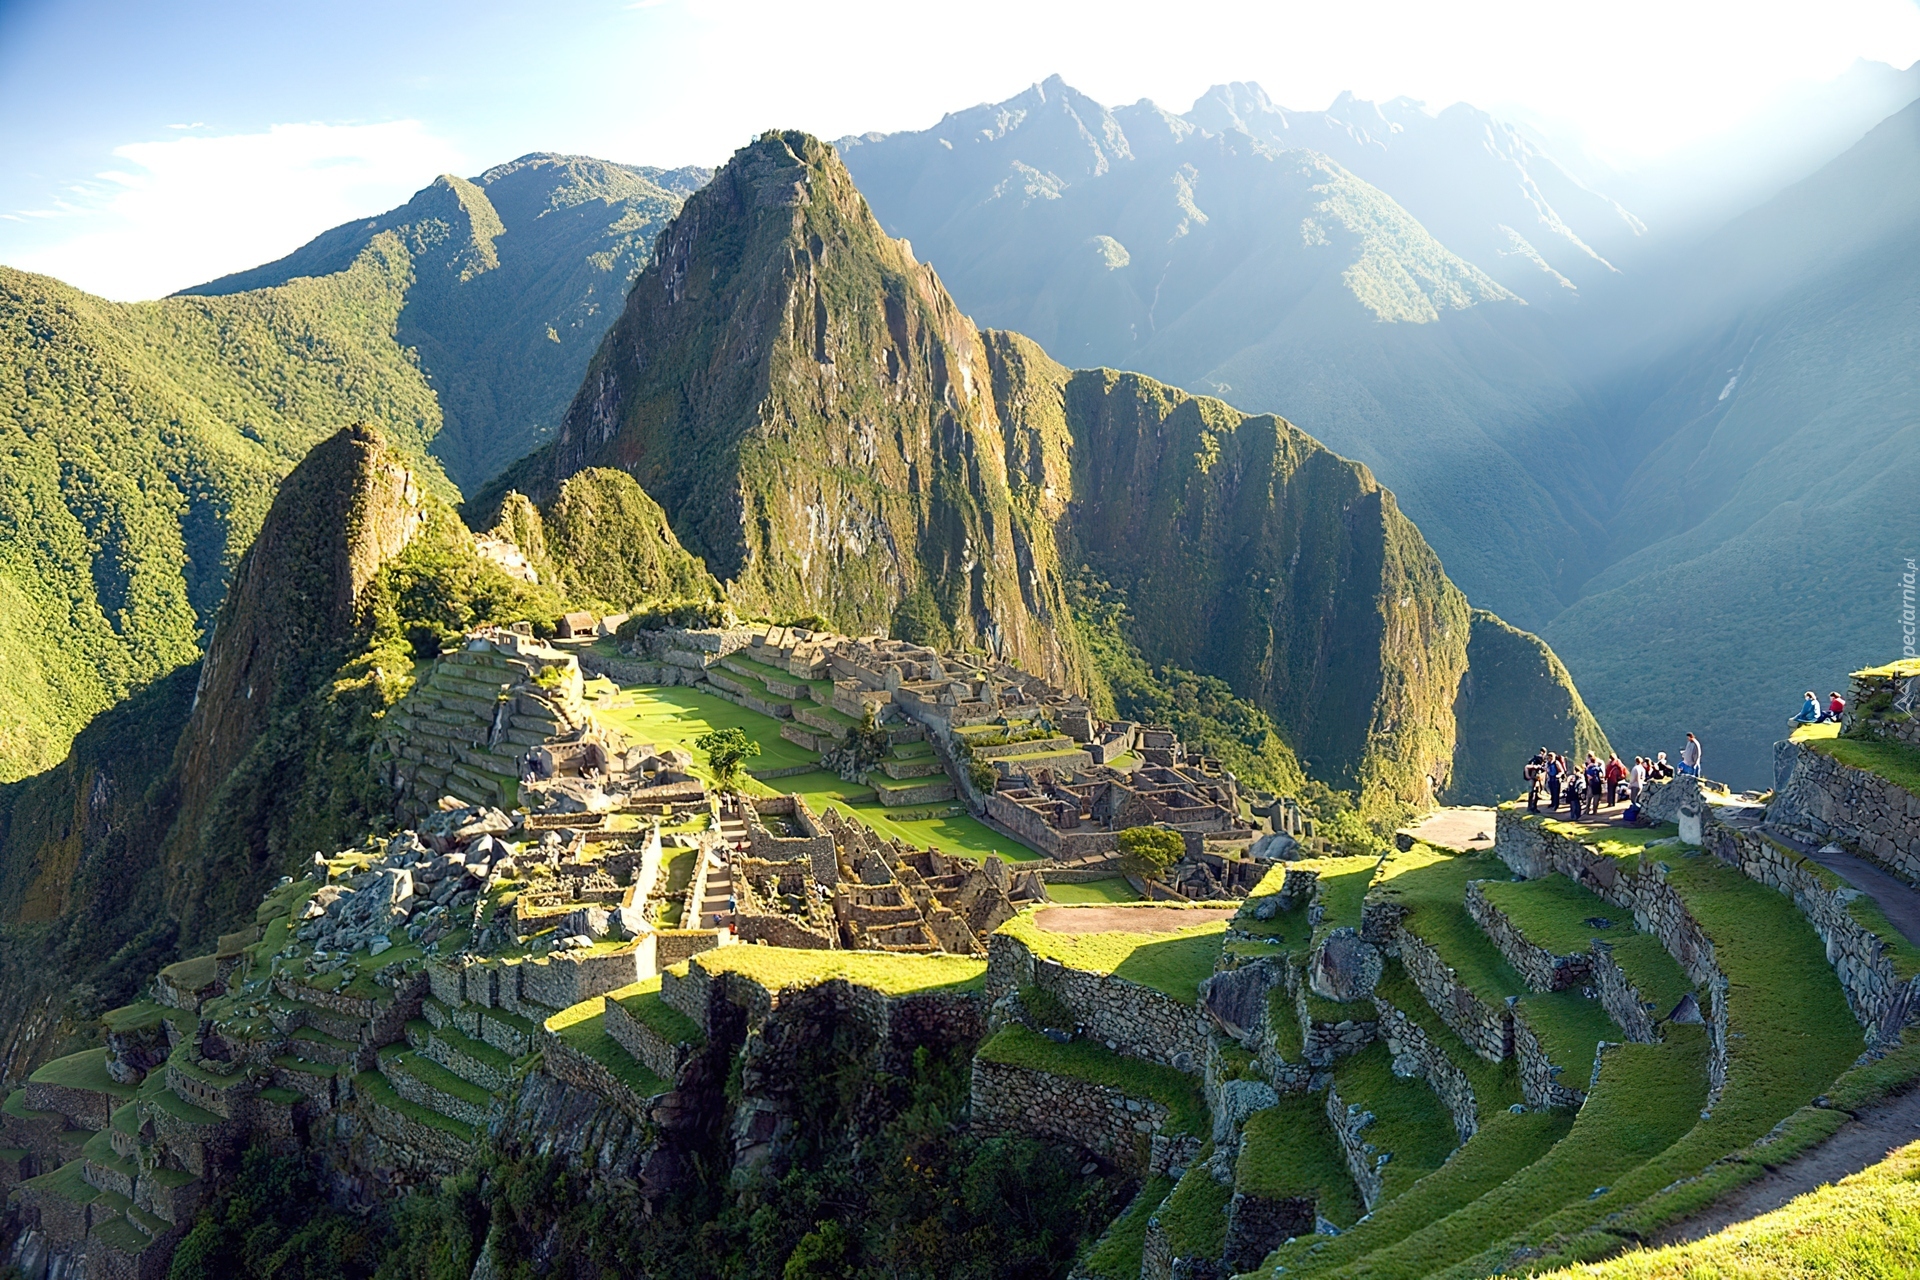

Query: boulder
<box><xmin>1212</xmin><ymin>1079</ymin><xmax>1280</xmax><ymax>1144</ymax></box>
<box><xmin>1308</xmin><ymin>928</ymin><xmax>1384</xmax><ymax>1003</ymax></box>
<box><xmin>1200</xmin><ymin>960</ymin><xmax>1281</xmax><ymax>1041</ymax></box>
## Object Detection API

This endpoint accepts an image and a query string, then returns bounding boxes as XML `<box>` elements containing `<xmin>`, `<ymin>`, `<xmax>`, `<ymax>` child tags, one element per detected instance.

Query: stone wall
<box><xmin>516</xmin><ymin>948</ymin><xmax>647</xmax><ymax>1013</ymax></box>
<box><xmin>539</xmin><ymin>1030</ymin><xmax>661</xmax><ymax>1120</ymax></box>
<box><xmin>1512</xmin><ymin>1009</ymin><xmax>1586</xmax><ymax>1109</ymax></box>
<box><xmin>1222</xmin><ymin>1192</ymin><xmax>1314</xmax><ymax>1274</ymax></box>
<box><xmin>1590</xmin><ymin>942</ymin><xmax>1660</xmax><ymax>1044</ymax></box>
<box><xmin>986</xmin><ymin>932</ymin><xmax>1207</xmax><ymax>1072</ymax></box>
<box><xmin>1464</xmin><ymin>881</ymin><xmax>1590</xmax><ymax>992</ymax></box>
<box><xmin>1370</xmin><ymin>994</ymin><xmax>1478</xmax><ymax>1142</ymax></box>
<box><xmin>1325</xmin><ymin>1078</ymin><xmax>1385</xmax><ymax>1211</ymax></box>
<box><xmin>1772</xmin><ymin>739</ymin><xmax>1920</xmax><ymax>882</ymax></box>
<box><xmin>1395</xmin><ymin>928</ymin><xmax>1513</xmax><ymax>1063</ymax></box>
<box><xmin>1702</xmin><ymin>819</ymin><xmax>1920</xmax><ymax>1045</ymax></box>
<box><xmin>969</xmin><ymin>1057</ymin><xmax>1190</xmax><ymax>1175</ymax></box>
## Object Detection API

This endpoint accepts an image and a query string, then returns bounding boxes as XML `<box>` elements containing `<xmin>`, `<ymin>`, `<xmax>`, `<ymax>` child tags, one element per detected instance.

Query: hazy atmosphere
<box><xmin>3</xmin><ymin>5</ymin><xmax>1920</xmax><ymax>1279</ymax></box>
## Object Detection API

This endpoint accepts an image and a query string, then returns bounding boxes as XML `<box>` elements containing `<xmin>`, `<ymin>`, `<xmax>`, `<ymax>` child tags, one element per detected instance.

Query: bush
<box><xmin>616</xmin><ymin>597</ymin><xmax>732</xmax><ymax>637</ymax></box>
<box><xmin>1116</xmin><ymin>826</ymin><xmax>1184</xmax><ymax>878</ymax></box>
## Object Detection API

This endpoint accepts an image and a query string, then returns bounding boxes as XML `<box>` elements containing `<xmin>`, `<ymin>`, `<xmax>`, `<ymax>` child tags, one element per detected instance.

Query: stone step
<box><xmin>424</xmin><ymin>1024</ymin><xmax>515</xmax><ymax>1094</ymax></box>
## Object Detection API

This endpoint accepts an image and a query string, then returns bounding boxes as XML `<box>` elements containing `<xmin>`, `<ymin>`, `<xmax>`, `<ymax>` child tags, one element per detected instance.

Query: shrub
<box><xmin>616</xmin><ymin>597</ymin><xmax>732</xmax><ymax>637</ymax></box>
<box><xmin>1116</xmin><ymin>826</ymin><xmax>1184</xmax><ymax>878</ymax></box>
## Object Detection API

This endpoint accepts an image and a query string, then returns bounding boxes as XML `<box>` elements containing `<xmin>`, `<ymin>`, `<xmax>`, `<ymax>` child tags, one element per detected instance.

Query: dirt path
<box><xmin>1651</xmin><ymin>1087</ymin><xmax>1920</xmax><ymax>1245</ymax></box>
<box><xmin>1398</xmin><ymin>807</ymin><xmax>1496</xmax><ymax>852</ymax></box>
<box><xmin>1031</xmin><ymin>906</ymin><xmax>1236</xmax><ymax>933</ymax></box>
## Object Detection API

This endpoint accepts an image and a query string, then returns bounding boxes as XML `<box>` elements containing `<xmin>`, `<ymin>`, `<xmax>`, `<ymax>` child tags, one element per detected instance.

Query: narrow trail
<box><xmin>1651</xmin><ymin>1087</ymin><xmax>1920</xmax><ymax>1246</ymax></box>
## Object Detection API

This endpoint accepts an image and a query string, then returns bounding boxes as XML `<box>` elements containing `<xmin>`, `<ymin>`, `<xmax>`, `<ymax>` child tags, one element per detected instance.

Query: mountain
<box><xmin>0</xmin><ymin>253</ymin><xmax>449</xmax><ymax>785</ymax></box>
<box><xmin>837</xmin><ymin>76</ymin><xmax>1616</xmax><ymax>631</ymax></box>
<box><xmin>183</xmin><ymin>153</ymin><xmax>709</xmax><ymax>490</ymax></box>
<box><xmin>488</xmin><ymin>130</ymin><xmax>1095</xmax><ymax>691</ymax></box>
<box><xmin>1538</xmin><ymin>96</ymin><xmax>1920</xmax><ymax>787</ymax></box>
<box><xmin>0</xmin><ymin>424</ymin><xmax>566</xmax><ymax>1073</ymax></box>
<box><xmin>1186</xmin><ymin>83</ymin><xmax>1644</xmax><ymax>302</ymax></box>
<box><xmin>494</xmin><ymin>129</ymin><xmax>1597</xmax><ymax>816</ymax></box>
<box><xmin>0</xmin><ymin>157</ymin><xmax>701</xmax><ymax>785</ymax></box>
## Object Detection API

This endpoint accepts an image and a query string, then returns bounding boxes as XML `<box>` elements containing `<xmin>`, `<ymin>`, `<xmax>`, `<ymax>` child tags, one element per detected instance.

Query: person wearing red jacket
<box><xmin>1605</xmin><ymin>754</ymin><xmax>1626</xmax><ymax>806</ymax></box>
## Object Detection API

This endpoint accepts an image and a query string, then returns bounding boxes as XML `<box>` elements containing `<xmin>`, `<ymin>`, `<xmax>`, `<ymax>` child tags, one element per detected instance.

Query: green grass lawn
<box><xmin>1539</xmin><ymin>1138</ymin><xmax>1920</xmax><ymax>1279</ymax></box>
<box><xmin>758</xmin><ymin>772</ymin><xmax>1041</xmax><ymax>863</ymax></box>
<box><xmin>601</xmin><ymin>682</ymin><xmax>1044</xmax><ymax>862</ymax></box>
<box><xmin>1332</xmin><ymin>1042</ymin><xmax>1461</xmax><ymax>1204</ymax></box>
<box><xmin>681</xmin><ymin>946</ymin><xmax>986</xmax><ymax>997</ymax></box>
<box><xmin>976</xmin><ymin>1026</ymin><xmax>1207</xmax><ymax>1135</ymax></box>
<box><xmin>997</xmin><ymin>909</ymin><xmax>1225</xmax><ymax>1004</ymax></box>
<box><xmin>595</xmin><ymin>684</ymin><xmax>821</xmax><ymax>773</ymax></box>
<box><xmin>1046</xmin><ymin>877</ymin><xmax>1142</xmax><ymax>903</ymax></box>
<box><xmin>353</xmin><ymin>1070</ymin><xmax>476</xmax><ymax>1141</ymax></box>
<box><xmin>1236</xmin><ymin>1092</ymin><xmax>1366</xmax><ymax>1227</ymax></box>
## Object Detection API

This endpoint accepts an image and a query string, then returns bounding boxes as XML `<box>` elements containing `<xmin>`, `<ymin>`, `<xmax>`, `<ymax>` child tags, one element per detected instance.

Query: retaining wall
<box><xmin>986</xmin><ymin>932</ymin><xmax>1207</xmax><ymax>1072</ymax></box>
<box><xmin>1772</xmin><ymin>739</ymin><xmax>1920</xmax><ymax>883</ymax></box>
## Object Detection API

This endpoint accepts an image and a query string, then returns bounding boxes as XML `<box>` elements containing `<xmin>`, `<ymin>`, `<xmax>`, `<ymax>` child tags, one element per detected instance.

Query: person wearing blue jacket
<box><xmin>1794</xmin><ymin>691</ymin><xmax>1820</xmax><ymax>725</ymax></box>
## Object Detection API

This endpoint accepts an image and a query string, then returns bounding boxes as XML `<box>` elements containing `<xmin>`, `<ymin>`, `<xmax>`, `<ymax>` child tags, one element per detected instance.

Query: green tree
<box><xmin>1116</xmin><ymin>826</ymin><xmax>1184</xmax><ymax>879</ymax></box>
<box><xmin>696</xmin><ymin>727</ymin><xmax>761</xmax><ymax>791</ymax></box>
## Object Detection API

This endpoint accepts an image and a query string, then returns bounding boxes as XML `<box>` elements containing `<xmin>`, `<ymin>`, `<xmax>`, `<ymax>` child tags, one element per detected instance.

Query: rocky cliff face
<box><xmin>517</xmin><ymin>131</ymin><xmax>1089</xmax><ymax>689</ymax></box>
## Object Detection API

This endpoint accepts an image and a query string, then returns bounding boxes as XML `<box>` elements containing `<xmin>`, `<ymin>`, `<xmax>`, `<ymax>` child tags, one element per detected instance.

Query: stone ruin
<box><xmin>723</xmin><ymin>794</ymin><xmax>1046</xmax><ymax>955</ymax></box>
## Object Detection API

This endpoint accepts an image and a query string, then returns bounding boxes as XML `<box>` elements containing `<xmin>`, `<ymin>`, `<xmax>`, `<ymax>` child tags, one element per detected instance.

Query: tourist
<box><xmin>1820</xmin><ymin>692</ymin><xmax>1846</xmax><ymax>723</ymax></box>
<box><xmin>1547</xmin><ymin>754</ymin><xmax>1563</xmax><ymax>807</ymax></box>
<box><xmin>1630</xmin><ymin>756</ymin><xmax>1647</xmax><ymax>803</ymax></box>
<box><xmin>1566</xmin><ymin>769</ymin><xmax>1585</xmax><ymax>819</ymax></box>
<box><xmin>1652</xmin><ymin>752</ymin><xmax>1674</xmax><ymax>780</ymax></box>
<box><xmin>1605</xmin><ymin>753</ymin><xmax>1626</xmax><ymax>805</ymax></box>
<box><xmin>1527</xmin><ymin>764</ymin><xmax>1541</xmax><ymax>812</ymax></box>
<box><xmin>1585</xmin><ymin>755</ymin><xmax>1604</xmax><ymax>810</ymax></box>
<box><xmin>1680</xmin><ymin>733</ymin><xmax>1701</xmax><ymax>778</ymax></box>
<box><xmin>1794</xmin><ymin>691</ymin><xmax>1820</xmax><ymax>725</ymax></box>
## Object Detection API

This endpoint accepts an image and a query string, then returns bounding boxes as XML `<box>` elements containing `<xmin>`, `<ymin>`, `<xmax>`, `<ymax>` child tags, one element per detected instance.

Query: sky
<box><xmin>3</xmin><ymin>0</ymin><xmax>1918</xmax><ymax>300</ymax></box>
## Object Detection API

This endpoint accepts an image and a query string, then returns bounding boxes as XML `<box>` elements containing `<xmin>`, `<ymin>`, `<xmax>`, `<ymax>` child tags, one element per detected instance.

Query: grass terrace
<box><xmin>1160</xmin><ymin>1163</ymin><xmax>1233</xmax><ymax>1261</ymax></box>
<box><xmin>1476</xmin><ymin>876</ymin><xmax>1638</xmax><ymax>958</ymax></box>
<box><xmin>1372</xmin><ymin>845</ymin><xmax>1528</xmax><ymax>1008</ymax></box>
<box><xmin>996</xmin><ymin>908</ymin><xmax>1227</xmax><ymax>1004</ymax></box>
<box><xmin>29</xmin><ymin>1048</ymin><xmax>140</xmax><ymax>1101</ymax></box>
<box><xmin>1045</xmin><ymin>877</ymin><xmax>1142</xmax><ymax>904</ymax></box>
<box><xmin>975</xmin><ymin>1026</ymin><xmax>1207</xmax><ymax>1136</ymax></box>
<box><xmin>1540</xmin><ymin>1139</ymin><xmax>1920</xmax><ymax>1279</ymax></box>
<box><xmin>1236</xmin><ymin>1092</ymin><xmax>1366</xmax><ymax>1228</ymax></box>
<box><xmin>1370</xmin><ymin>963</ymin><xmax>1522</xmax><ymax>1110</ymax></box>
<box><xmin>682</xmin><ymin>946</ymin><xmax>987</xmax><ymax>998</ymax></box>
<box><xmin>1486</xmin><ymin>847</ymin><xmax>1868</xmax><ymax>1269</ymax></box>
<box><xmin>544</xmin><ymin>999</ymin><xmax>668</xmax><ymax>1099</ymax></box>
<box><xmin>1331</xmin><ymin>1042</ymin><xmax>1461</xmax><ymax>1203</ymax></box>
<box><xmin>354</xmin><ymin>1070</ymin><xmax>476</xmax><ymax>1140</ymax></box>
<box><xmin>608</xmin><ymin>976</ymin><xmax>705</xmax><ymax>1047</ymax></box>
<box><xmin>595</xmin><ymin>683</ymin><xmax>821</xmax><ymax>774</ymax></box>
<box><xmin>1800</xmin><ymin>728</ymin><xmax>1920</xmax><ymax>798</ymax></box>
<box><xmin>1310</xmin><ymin>1029</ymin><xmax>1710</xmax><ymax>1279</ymax></box>
<box><xmin>1081</xmin><ymin>1175</ymin><xmax>1174</xmax><ymax>1280</ymax></box>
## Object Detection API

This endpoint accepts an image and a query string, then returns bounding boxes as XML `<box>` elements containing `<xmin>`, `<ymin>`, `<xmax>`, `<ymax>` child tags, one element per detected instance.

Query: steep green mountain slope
<box><xmin>1540</xmin><ymin>97</ymin><xmax>1920</xmax><ymax>787</ymax></box>
<box><xmin>184</xmin><ymin>153</ymin><xmax>708</xmax><ymax>490</ymax></box>
<box><xmin>0</xmin><ymin>425</ymin><xmax>560</xmax><ymax>1074</ymax></box>
<box><xmin>490</xmin><ymin>130</ymin><xmax>1591</xmax><ymax>817</ymax></box>
<box><xmin>1450</xmin><ymin>609</ymin><xmax>1610</xmax><ymax>802</ymax></box>
<box><xmin>488</xmin><ymin>467</ymin><xmax>719</xmax><ymax>610</ymax></box>
<box><xmin>837</xmin><ymin>77</ymin><xmax>1614</xmax><ymax>630</ymax></box>
<box><xmin>0</xmin><ymin>250</ymin><xmax>448</xmax><ymax>784</ymax></box>
<box><xmin>493</xmin><ymin>130</ymin><xmax>1093</xmax><ymax>690</ymax></box>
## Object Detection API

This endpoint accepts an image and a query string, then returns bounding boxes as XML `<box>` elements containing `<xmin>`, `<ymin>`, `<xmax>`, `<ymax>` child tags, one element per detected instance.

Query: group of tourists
<box><xmin>1523</xmin><ymin>736</ymin><xmax>1699</xmax><ymax>823</ymax></box>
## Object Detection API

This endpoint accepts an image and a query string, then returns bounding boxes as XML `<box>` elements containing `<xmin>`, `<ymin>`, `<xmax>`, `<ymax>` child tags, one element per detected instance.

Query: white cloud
<box><xmin>1</xmin><ymin>120</ymin><xmax>467</xmax><ymax>301</ymax></box>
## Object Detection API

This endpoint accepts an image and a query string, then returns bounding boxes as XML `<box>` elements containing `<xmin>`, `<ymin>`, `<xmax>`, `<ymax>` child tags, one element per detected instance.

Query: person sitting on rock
<box><xmin>1651</xmin><ymin>752</ymin><xmax>1674</xmax><ymax>780</ymax></box>
<box><xmin>1794</xmin><ymin>691</ymin><xmax>1820</xmax><ymax>724</ymax></box>
<box><xmin>1819</xmin><ymin>691</ymin><xmax>1846</xmax><ymax>723</ymax></box>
